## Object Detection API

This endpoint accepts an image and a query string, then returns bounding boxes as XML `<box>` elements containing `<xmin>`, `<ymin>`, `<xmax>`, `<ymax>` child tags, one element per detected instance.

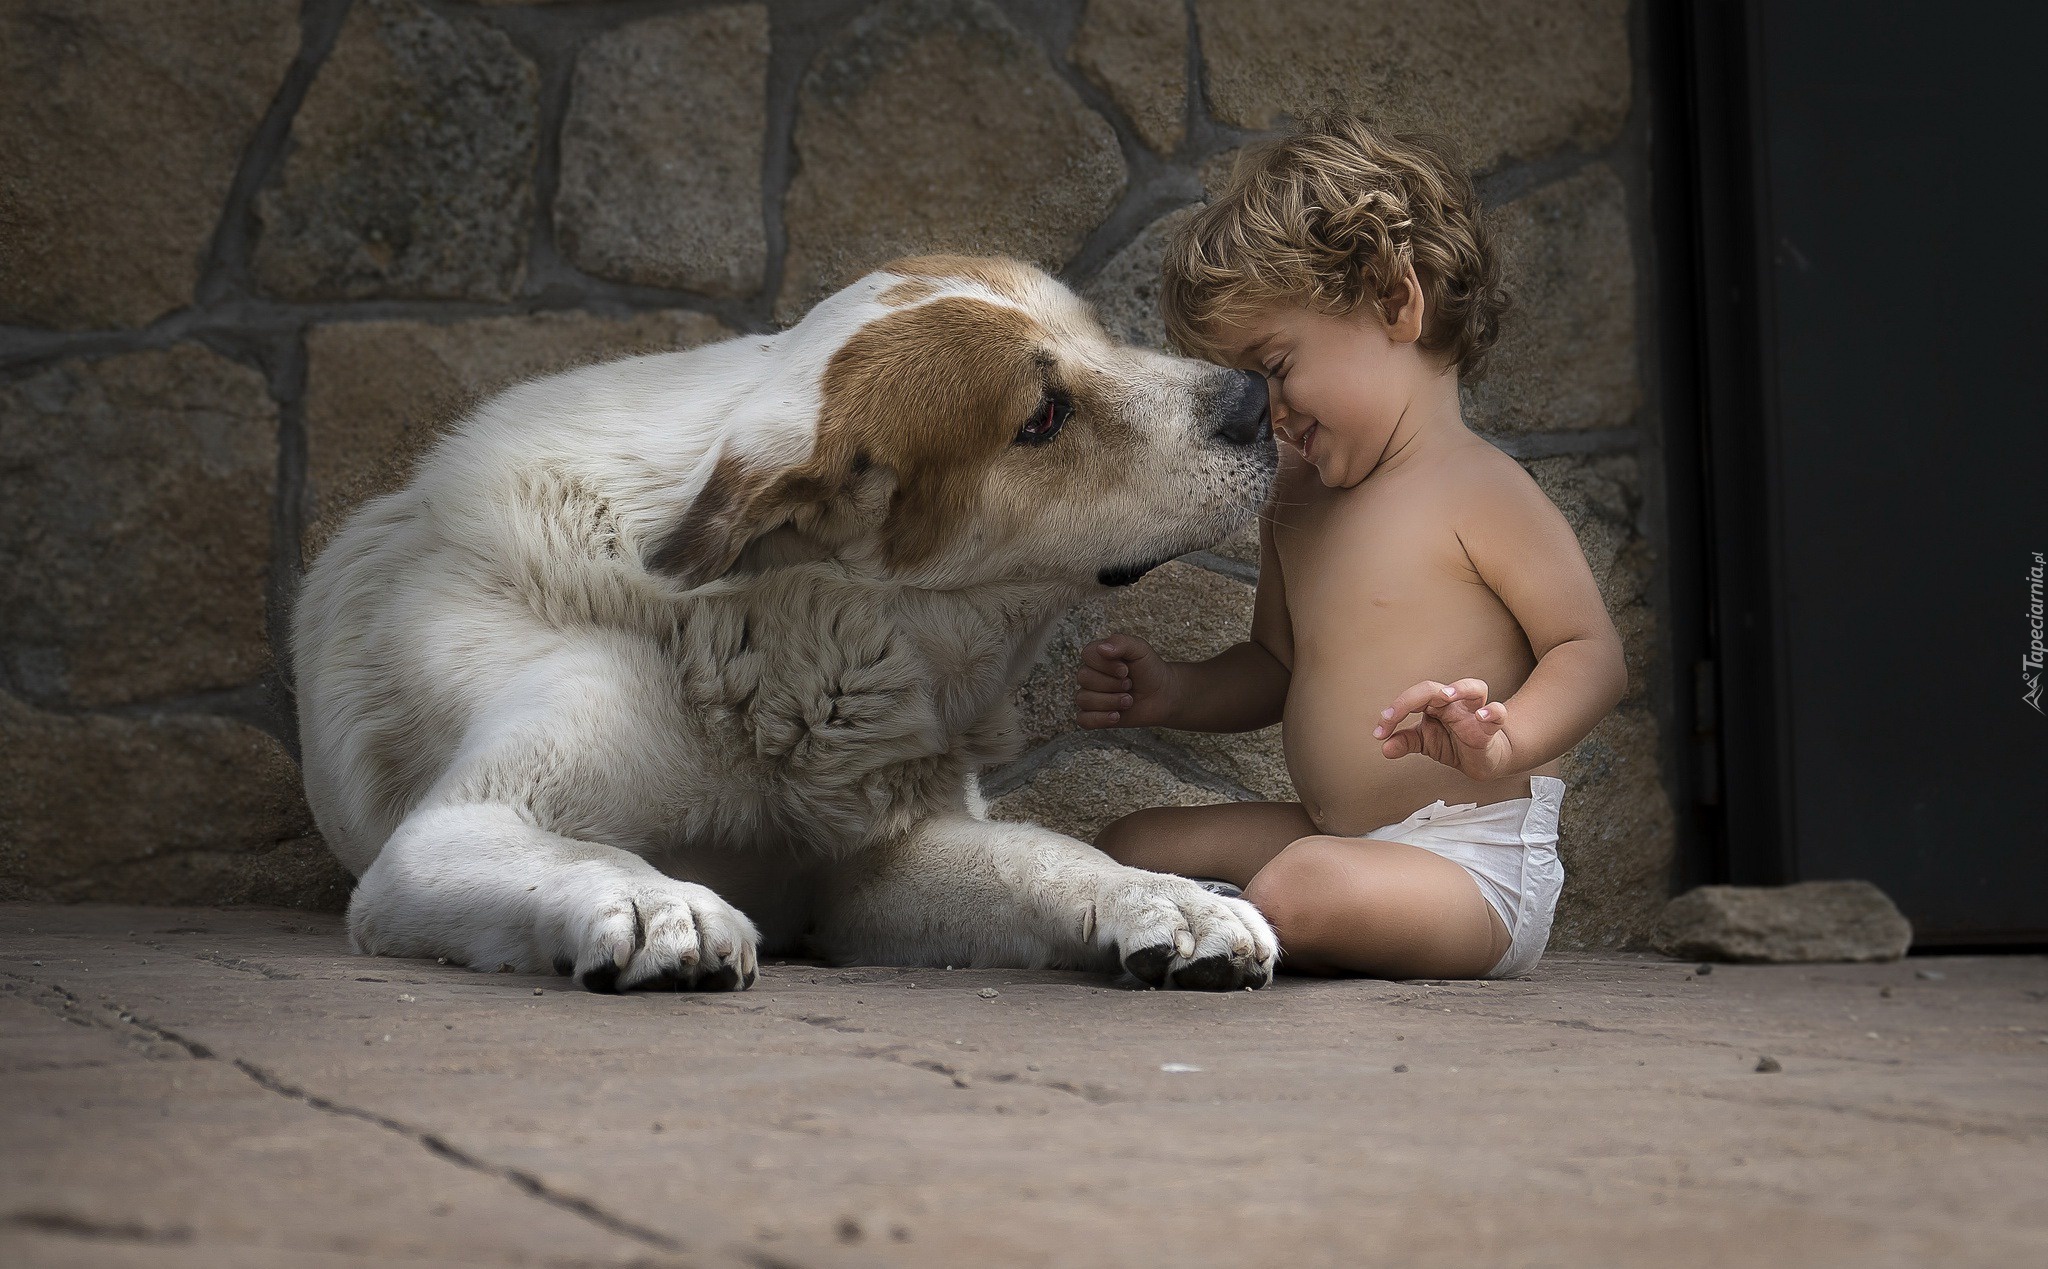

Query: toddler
<box><xmin>1079</xmin><ymin>111</ymin><xmax>1627</xmax><ymax>980</ymax></box>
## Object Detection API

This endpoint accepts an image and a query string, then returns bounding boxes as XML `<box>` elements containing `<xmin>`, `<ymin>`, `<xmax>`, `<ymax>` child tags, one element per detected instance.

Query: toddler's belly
<box><xmin>1281</xmin><ymin>662</ymin><xmax>1559</xmax><ymax>837</ymax></box>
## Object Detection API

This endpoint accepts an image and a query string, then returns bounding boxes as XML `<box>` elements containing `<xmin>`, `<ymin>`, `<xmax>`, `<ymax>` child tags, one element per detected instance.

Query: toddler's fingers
<box><xmin>1076</xmin><ymin>709</ymin><xmax>1123</xmax><ymax>729</ymax></box>
<box><xmin>1446</xmin><ymin>677</ymin><xmax>1489</xmax><ymax>704</ymax></box>
<box><xmin>1074</xmin><ymin>688</ymin><xmax>1134</xmax><ymax>714</ymax></box>
<box><xmin>1076</xmin><ymin>666</ymin><xmax>1129</xmax><ymax>693</ymax></box>
<box><xmin>1080</xmin><ymin>640</ymin><xmax>1135</xmax><ymax>675</ymax></box>
<box><xmin>1375</xmin><ymin>680</ymin><xmax>1443</xmax><ymax>737</ymax></box>
<box><xmin>1095</xmin><ymin>633</ymin><xmax>1147</xmax><ymax>659</ymax></box>
<box><xmin>1380</xmin><ymin>723</ymin><xmax>1423</xmax><ymax>759</ymax></box>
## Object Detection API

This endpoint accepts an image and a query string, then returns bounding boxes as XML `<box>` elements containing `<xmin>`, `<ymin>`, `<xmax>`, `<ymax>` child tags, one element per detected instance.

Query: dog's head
<box><xmin>649</xmin><ymin>255</ymin><xmax>1276</xmax><ymax>592</ymax></box>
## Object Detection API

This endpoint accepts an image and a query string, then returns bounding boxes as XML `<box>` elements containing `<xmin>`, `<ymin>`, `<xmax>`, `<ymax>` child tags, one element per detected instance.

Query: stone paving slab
<box><xmin>2</xmin><ymin>905</ymin><xmax>2044</xmax><ymax>1267</ymax></box>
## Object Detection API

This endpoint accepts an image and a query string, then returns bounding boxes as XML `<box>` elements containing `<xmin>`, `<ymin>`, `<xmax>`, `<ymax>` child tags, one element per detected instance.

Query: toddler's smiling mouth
<box><xmin>1296</xmin><ymin>422</ymin><xmax>1322</xmax><ymax>461</ymax></box>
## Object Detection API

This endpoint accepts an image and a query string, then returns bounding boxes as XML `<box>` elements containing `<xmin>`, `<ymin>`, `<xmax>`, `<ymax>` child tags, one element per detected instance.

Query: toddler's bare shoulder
<box><xmin>1447</xmin><ymin>438</ymin><xmax>1553</xmax><ymax>498</ymax></box>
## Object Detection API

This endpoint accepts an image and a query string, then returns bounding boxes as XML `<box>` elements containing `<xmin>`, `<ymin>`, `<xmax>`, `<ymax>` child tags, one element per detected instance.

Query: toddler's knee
<box><xmin>1244</xmin><ymin>839</ymin><xmax>1329</xmax><ymax>926</ymax></box>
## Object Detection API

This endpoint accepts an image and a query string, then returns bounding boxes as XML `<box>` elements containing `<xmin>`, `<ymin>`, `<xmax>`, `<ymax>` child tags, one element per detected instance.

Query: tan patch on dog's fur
<box><xmin>878</xmin><ymin>278</ymin><xmax>941</xmax><ymax>307</ymax></box>
<box><xmin>649</xmin><ymin>296</ymin><xmax>1045</xmax><ymax>585</ymax></box>
<box><xmin>881</xmin><ymin>254</ymin><xmax>1042</xmax><ymax>304</ymax></box>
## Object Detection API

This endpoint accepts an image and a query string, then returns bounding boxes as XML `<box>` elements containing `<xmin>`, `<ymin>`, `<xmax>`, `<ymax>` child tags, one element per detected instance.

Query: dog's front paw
<box><xmin>565</xmin><ymin>880</ymin><xmax>760</xmax><ymax>994</ymax></box>
<box><xmin>1095</xmin><ymin>871</ymin><xmax>1277</xmax><ymax>990</ymax></box>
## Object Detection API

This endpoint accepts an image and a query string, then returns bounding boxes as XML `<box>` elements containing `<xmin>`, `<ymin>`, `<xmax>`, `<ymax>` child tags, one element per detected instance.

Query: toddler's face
<box><xmin>1210</xmin><ymin>298</ymin><xmax>1426</xmax><ymax>488</ymax></box>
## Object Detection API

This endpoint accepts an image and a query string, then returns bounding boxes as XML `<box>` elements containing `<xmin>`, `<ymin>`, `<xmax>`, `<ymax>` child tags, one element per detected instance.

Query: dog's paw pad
<box><xmin>1171</xmin><ymin>953</ymin><xmax>1239</xmax><ymax>992</ymax></box>
<box><xmin>1122</xmin><ymin>943</ymin><xmax>1174</xmax><ymax>987</ymax></box>
<box><xmin>697</xmin><ymin>965</ymin><xmax>742</xmax><ymax>992</ymax></box>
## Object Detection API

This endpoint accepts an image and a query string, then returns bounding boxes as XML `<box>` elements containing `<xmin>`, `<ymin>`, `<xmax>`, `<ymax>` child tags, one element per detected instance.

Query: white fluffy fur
<box><xmin>293</xmin><ymin>260</ymin><xmax>1281</xmax><ymax>992</ymax></box>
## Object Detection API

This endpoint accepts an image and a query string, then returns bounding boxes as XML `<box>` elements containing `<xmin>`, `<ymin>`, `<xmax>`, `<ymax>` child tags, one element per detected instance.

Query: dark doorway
<box><xmin>1660</xmin><ymin>2</ymin><xmax>2048</xmax><ymax>942</ymax></box>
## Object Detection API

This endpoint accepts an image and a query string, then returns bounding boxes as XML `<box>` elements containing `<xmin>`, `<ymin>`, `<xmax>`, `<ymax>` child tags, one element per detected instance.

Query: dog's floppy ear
<box><xmin>644</xmin><ymin>449</ymin><xmax>851</xmax><ymax>588</ymax></box>
<box><xmin>646</xmin><ymin>454</ymin><xmax>787</xmax><ymax>587</ymax></box>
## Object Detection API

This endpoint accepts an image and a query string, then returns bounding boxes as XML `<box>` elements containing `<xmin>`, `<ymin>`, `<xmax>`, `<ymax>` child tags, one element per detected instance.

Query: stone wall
<box><xmin>0</xmin><ymin>0</ymin><xmax>1676</xmax><ymax>950</ymax></box>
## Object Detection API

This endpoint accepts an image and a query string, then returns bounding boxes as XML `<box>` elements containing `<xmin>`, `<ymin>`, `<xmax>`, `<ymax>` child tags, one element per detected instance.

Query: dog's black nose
<box><xmin>1211</xmin><ymin>370</ymin><xmax>1270</xmax><ymax>447</ymax></box>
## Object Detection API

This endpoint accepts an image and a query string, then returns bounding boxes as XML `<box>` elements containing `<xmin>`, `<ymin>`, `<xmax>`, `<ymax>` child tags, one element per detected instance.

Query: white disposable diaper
<box><xmin>1355</xmin><ymin>774</ymin><xmax>1566</xmax><ymax>978</ymax></box>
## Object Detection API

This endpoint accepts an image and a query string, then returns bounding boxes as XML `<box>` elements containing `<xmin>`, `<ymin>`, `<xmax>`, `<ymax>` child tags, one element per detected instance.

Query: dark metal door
<box><xmin>1674</xmin><ymin>2</ymin><xmax>2048</xmax><ymax>942</ymax></box>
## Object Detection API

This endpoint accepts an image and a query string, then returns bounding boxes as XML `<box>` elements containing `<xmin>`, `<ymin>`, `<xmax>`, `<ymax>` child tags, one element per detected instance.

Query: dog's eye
<box><xmin>1016</xmin><ymin>392</ymin><xmax>1071</xmax><ymax>446</ymax></box>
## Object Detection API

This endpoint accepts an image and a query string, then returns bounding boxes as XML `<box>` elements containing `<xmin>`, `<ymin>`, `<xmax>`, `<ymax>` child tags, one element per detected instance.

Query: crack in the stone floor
<box><xmin>196</xmin><ymin>949</ymin><xmax>304</xmax><ymax>980</ymax></box>
<box><xmin>832</xmin><ymin>1038</ymin><xmax>1120</xmax><ymax>1104</ymax></box>
<box><xmin>223</xmin><ymin>1057</ymin><xmax>688</xmax><ymax>1253</ymax></box>
<box><xmin>4</xmin><ymin>971</ymin><xmax>687</xmax><ymax>1256</ymax></box>
<box><xmin>1687</xmin><ymin>1088</ymin><xmax>2039</xmax><ymax>1146</ymax></box>
<box><xmin>1693</xmin><ymin>1088</ymin><xmax>2046</xmax><ymax>1143</ymax></box>
<box><xmin>3</xmin><ymin>975</ymin><xmax>197</xmax><ymax>1060</ymax></box>
<box><xmin>128</xmin><ymin>934</ymin><xmax>308</xmax><ymax>980</ymax></box>
<box><xmin>4</xmin><ymin>1208</ymin><xmax>194</xmax><ymax>1244</ymax></box>
<box><xmin>1402</xmin><ymin>996</ymin><xmax>1926</xmax><ymax>1073</ymax></box>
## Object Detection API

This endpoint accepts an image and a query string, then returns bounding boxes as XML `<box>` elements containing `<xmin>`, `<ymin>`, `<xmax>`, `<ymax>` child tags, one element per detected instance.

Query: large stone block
<box><xmin>0</xmin><ymin>0</ymin><xmax>299</xmax><ymax>328</ymax></box>
<box><xmin>253</xmin><ymin>0</ymin><xmax>538</xmax><ymax>301</ymax></box>
<box><xmin>0</xmin><ymin>691</ymin><xmax>348</xmax><ymax>909</ymax></box>
<box><xmin>1158</xmin><ymin>724</ymin><xmax>1294</xmax><ymax>803</ymax></box>
<box><xmin>0</xmin><ymin>347</ymin><xmax>276</xmax><ymax>708</ymax></box>
<box><xmin>1194</xmin><ymin>0</ymin><xmax>1630</xmax><ymax>172</ymax></box>
<box><xmin>300</xmin><ymin>309</ymin><xmax>732</xmax><ymax>557</ymax></box>
<box><xmin>1070</xmin><ymin>0</ymin><xmax>1187</xmax><ymax>154</ymax></box>
<box><xmin>777</xmin><ymin>0</ymin><xmax>1126</xmax><ymax>321</ymax></box>
<box><xmin>555</xmin><ymin>6</ymin><xmax>769</xmax><ymax>296</ymax></box>
<box><xmin>1079</xmin><ymin>204</ymin><xmax>1198</xmax><ymax>353</ymax></box>
<box><xmin>1652</xmin><ymin>882</ymin><xmax>1914</xmax><ymax>964</ymax></box>
<box><xmin>1550</xmin><ymin>703</ymin><xmax>1676</xmax><ymax>950</ymax></box>
<box><xmin>988</xmin><ymin>743</ymin><xmax>1226</xmax><ymax>844</ymax></box>
<box><xmin>1466</xmin><ymin>164</ymin><xmax>1639</xmax><ymax>434</ymax></box>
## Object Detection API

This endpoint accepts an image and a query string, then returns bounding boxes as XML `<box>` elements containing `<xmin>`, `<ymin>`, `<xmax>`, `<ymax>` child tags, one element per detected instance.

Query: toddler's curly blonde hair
<box><xmin>1161</xmin><ymin>110</ymin><xmax>1508</xmax><ymax>376</ymax></box>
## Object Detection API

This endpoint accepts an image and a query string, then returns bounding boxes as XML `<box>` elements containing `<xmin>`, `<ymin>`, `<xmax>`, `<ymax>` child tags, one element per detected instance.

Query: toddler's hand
<box><xmin>1074</xmin><ymin>633</ymin><xmax>1178</xmax><ymax>729</ymax></box>
<box><xmin>1373</xmin><ymin>678</ymin><xmax>1515</xmax><ymax>780</ymax></box>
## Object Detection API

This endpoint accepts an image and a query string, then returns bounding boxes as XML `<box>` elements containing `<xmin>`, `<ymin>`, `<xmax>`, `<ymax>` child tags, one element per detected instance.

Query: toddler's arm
<box><xmin>1445</xmin><ymin>466</ymin><xmax>1627</xmax><ymax>773</ymax></box>
<box><xmin>1376</xmin><ymin>456</ymin><xmax>1630</xmax><ymax>773</ymax></box>
<box><xmin>1075</xmin><ymin>513</ymin><xmax>1293</xmax><ymax>733</ymax></box>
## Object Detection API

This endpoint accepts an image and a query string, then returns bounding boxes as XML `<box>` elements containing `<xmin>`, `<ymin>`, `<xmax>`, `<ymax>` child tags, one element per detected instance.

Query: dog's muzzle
<box><xmin>1211</xmin><ymin>370</ymin><xmax>1271</xmax><ymax>448</ymax></box>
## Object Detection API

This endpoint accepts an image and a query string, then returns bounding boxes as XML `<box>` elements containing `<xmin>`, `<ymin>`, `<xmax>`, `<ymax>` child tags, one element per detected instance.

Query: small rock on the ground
<box><xmin>1755</xmin><ymin>1055</ymin><xmax>1783</xmax><ymax>1073</ymax></box>
<box><xmin>979</xmin><ymin>987</ymin><xmax>998</xmax><ymax>998</ymax></box>
<box><xmin>1652</xmin><ymin>881</ymin><xmax>1913</xmax><ymax>963</ymax></box>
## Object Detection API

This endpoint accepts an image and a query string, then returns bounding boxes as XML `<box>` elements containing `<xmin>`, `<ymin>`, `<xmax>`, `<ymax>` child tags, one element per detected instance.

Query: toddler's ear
<box><xmin>1383</xmin><ymin>264</ymin><xmax>1427</xmax><ymax>345</ymax></box>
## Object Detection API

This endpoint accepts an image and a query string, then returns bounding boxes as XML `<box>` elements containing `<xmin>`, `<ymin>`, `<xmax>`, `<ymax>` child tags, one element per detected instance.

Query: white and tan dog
<box><xmin>293</xmin><ymin>255</ymin><xmax>1280</xmax><ymax>993</ymax></box>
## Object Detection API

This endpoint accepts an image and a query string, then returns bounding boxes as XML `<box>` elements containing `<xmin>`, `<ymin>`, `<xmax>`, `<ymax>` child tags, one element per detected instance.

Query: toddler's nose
<box><xmin>1270</xmin><ymin>397</ymin><xmax>1303</xmax><ymax>444</ymax></box>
